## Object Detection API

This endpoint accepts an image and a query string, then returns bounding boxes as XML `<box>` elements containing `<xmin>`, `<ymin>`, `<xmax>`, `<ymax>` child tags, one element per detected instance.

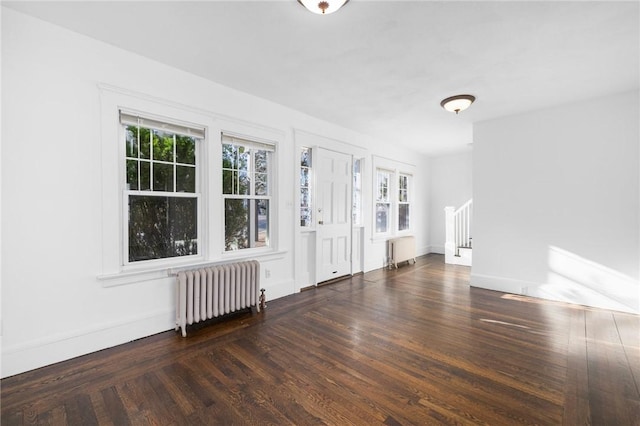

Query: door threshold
<box><xmin>317</xmin><ymin>275</ymin><xmax>351</xmax><ymax>287</ymax></box>
<box><xmin>301</xmin><ymin>275</ymin><xmax>351</xmax><ymax>291</ymax></box>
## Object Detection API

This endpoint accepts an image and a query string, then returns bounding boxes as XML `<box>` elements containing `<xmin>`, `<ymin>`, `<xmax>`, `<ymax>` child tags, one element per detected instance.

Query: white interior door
<box><xmin>315</xmin><ymin>148</ymin><xmax>352</xmax><ymax>283</ymax></box>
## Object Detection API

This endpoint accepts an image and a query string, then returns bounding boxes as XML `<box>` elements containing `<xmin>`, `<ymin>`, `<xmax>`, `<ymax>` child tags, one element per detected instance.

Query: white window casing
<box><xmin>398</xmin><ymin>173</ymin><xmax>412</xmax><ymax>232</ymax></box>
<box><xmin>121</xmin><ymin>110</ymin><xmax>205</xmax><ymax>266</ymax></box>
<box><xmin>300</xmin><ymin>147</ymin><xmax>313</xmax><ymax>228</ymax></box>
<box><xmin>371</xmin><ymin>155</ymin><xmax>416</xmax><ymax>240</ymax></box>
<box><xmin>99</xmin><ymin>86</ymin><xmax>285</xmax><ymax>285</ymax></box>
<box><xmin>221</xmin><ymin>133</ymin><xmax>276</xmax><ymax>253</ymax></box>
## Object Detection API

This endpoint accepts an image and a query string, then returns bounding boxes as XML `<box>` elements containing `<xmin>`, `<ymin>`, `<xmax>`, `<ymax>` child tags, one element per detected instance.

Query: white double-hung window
<box><xmin>100</xmin><ymin>87</ymin><xmax>283</xmax><ymax>285</ymax></box>
<box><xmin>121</xmin><ymin>111</ymin><xmax>204</xmax><ymax>264</ymax></box>
<box><xmin>398</xmin><ymin>173</ymin><xmax>411</xmax><ymax>231</ymax></box>
<box><xmin>353</xmin><ymin>158</ymin><xmax>363</xmax><ymax>226</ymax></box>
<box><xmin>375</xmin><ymin>168</ymin><xmax>392</xmax><ymax>234</ymax></box>
<box><xmin>373</xmin><ymin>156</ymin><xmax>414</xmax><ymax>237</ymax></box>
<box><xmin>300</xmin><ymin>147</ymin><xmax>312</xmax><ymax>227</ymax></box>
<box><xmin>222</xmin><ymin>134</ymin><xmax>274</xmax><ymax>252</ymax></box>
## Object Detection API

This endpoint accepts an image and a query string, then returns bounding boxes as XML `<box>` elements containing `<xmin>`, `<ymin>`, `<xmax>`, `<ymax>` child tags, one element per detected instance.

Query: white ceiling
<box><xmin>5</xmin><ymin>0</ymin><xmax>639</xmax><ymax>155</ymax></box>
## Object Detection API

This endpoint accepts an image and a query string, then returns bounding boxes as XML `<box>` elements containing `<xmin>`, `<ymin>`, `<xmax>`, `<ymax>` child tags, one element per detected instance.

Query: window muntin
<box><xmin>375</xmin><ymin>169</ymin><xmax>391</xmax><ymax>234</ymax></box>
<box><xmin>222</xmin><ymin>136</ymin><xmax>273</xmax><ymax>251</ymax></box>
<box><xmin>398</xmin><ymin>173</ymin><xmax>411</xmax><ymax>231</ymax></box>
<box><xmin>123</xmin><ymin>117</ymin><xmax>201</xmax><ymax>263</ymax></box>
<box><xmin>300</xmin><ymin>148</ymin><xmax>312</xmax><ymax>227</ymax></box>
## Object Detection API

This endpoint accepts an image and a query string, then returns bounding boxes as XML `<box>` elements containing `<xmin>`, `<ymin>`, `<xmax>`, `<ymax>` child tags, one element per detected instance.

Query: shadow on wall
<box><xmin>531</xmin><ymin>246</ymin><xmax>639</xmax><ymax>314</ymax></box>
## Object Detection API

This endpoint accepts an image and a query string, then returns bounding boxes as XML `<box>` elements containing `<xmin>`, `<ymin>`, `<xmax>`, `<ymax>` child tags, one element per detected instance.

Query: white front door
<box><xmin>315</xmin><ymin>148</ymin><xmax>352</xmax><ymax>283</ymax></box>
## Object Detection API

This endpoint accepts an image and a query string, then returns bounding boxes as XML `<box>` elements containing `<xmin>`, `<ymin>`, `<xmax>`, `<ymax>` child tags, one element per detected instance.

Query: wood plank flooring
<box><xmin>2</xmin><ymin>254</ymin><xmax>639</xmax><ymax>425</ymax></box>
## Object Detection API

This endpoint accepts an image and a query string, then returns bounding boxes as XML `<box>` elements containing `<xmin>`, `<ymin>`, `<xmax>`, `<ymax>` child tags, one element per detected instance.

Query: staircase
<box><xmin>444</xmin><ymin>199</ymin><xmax>472</xmax><ymax>266</ymax></box>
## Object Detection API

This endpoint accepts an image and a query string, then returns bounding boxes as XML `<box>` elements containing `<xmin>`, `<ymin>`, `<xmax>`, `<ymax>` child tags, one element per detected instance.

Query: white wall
<box><xmin>427</xmin><ymin>150</ymin><xmax>473</xmax><ymax>253</ymax></box>
<box><xmin>0</xmin><ymin>3</ymin><xmax>4</xmax><ymax>378</ymax></box>
<box><xmin>472</xmin><ymin>90</ymin><xmax>640</xmax><ymax>314</ymax></box>
<box><xmin>1</xmin><ymin>8</ymin><xmax>429</xmax><ymax>377</ymax></box>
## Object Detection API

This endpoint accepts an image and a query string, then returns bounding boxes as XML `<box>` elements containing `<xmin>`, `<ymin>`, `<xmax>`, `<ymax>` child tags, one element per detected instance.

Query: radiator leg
<box><xmin>178</xmin><ymin>273</ymin><xmax>188</xmax><ymax>337</ymax></box>
<box><xmin>175</xmin><ymin>275</ymin><xmax>180</xmax><ymax>332</ymax></box>
<box><xmin>260</xmin><ymin>288</ymin><xmax>266</xmax><ymax>311</ymax></box>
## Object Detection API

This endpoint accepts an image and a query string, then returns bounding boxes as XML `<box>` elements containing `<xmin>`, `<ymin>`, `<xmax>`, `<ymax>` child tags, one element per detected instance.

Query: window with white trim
<box><xmin>121</xmin><ymin>111</ymin><xmax>203</xmax><ymax>263</ymax></box>
<box><xmin>398</xmin><ymin>173</ymin><xmax>411</xmax><ymax>231</ymax></box>
<box><xmin>375</xmin><ymin>168</ymin><xmax>391</xmax><ymax>234</ymax></box>
<box><xmin>353</xmin><ymin>158</ymin><xmax>363</xmax><ymax>226</ymax></box>
<box><xmin>300</xmin><ymin>147</ymin><xmax>312</xmax><ymax>227</ymax></box>
<box><xmin>373</xmin><ymin>157</ymin><xmax>415</xmax><ymax>237</ymax></box>
<box><xmin>222</xmin><ymin>135</ymin><xmax>274</xmax><ymax>251</ymax></box>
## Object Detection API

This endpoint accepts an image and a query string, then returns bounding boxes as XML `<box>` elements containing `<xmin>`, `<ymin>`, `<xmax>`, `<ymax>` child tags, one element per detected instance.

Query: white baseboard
<box><xmin>264</xmin><ymin>279</ymin><xmax>295</xmax><ymax>300</ymax></box>
<box><xmin>364</xmin><ymin>259</ymin><xmax>386</xmax><ymax>274</ymax></box>
<box><xmin>428</xmin><ymin>245</ymin><xmax>445</xmax><ymax>254</ymax></box>
<box><xmin>470</xmin><ymin>273</ymin><xmax>639</xmax><ymax>314</ymax></box>
<box><xmin>417</xmin><ymin>245</ymin><xmax>431</xmax><ymax>256</ymax></box>
<box><xmin>470</xmin><ymin>273</ymin><xmax>536</xmax><ymax>294</ymax></box>
<box><xmin>1</xmin><ymin>309</ymin><xmax>174</xmax><ymax>378</ymax></box>
<box><xmin>1</xmin><ymin>279</ymin><xmax>298</xmax><ymax>378</ymax></box>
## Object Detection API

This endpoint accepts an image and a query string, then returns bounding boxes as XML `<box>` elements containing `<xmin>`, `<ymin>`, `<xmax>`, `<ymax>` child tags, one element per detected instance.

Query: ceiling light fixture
<box><xmin>298</xmin><ymin>0</ymin><xmax>349</xmax><ymax>15</ymax></box>
<box><xmin>440</xmin><ymin>94</ymin><xmax>476</xmax><ymax>114</ymax></box>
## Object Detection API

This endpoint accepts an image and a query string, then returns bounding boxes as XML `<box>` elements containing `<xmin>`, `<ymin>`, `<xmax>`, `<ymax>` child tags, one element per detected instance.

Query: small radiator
<box><xmin>175</xmin><ymin>260</ymin><xmax>262</xmax><ymax>337</ymax></box>
<box><xmin>389</xmin><ymin>236</ymin><xmax>416</xmax><ymax>269</ymax></box>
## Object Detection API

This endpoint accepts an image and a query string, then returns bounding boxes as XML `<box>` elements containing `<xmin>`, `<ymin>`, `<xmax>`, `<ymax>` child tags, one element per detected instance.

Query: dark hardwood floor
<box><xmin>2</xmin><ymin>254</ymin><xmax>639</xmax><ymax>425</ymax></box>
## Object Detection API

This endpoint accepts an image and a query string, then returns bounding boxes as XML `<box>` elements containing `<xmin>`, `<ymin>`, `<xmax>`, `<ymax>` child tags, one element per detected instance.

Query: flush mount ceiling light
<box><xmin>440</xmin><ymin>94</ymin><xmax>476</xmax><ymax>114</ymax></box>
<box><xmin>298</xmin><ymin>0</ymin><xmax>349</xmax><ymax>15</ymax></box>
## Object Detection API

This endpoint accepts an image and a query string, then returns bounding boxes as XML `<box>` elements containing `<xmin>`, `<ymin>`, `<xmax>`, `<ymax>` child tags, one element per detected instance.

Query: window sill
<box><xmin>218</xmin><ymin>249</ymin><xmax>287</xmax><ymax>264</ymax></box>
<box><xmin>97</xmin><ymin>267</ymin><xmax>175</xmax><ymax>288</ymax></box>
<box><xmin>98</xmin><ymin>250</ymin><xmax>288</xmax><ymax>288</ymax></box>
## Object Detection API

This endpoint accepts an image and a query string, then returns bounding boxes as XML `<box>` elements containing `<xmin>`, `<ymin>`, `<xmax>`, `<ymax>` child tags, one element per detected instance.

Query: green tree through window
<box><xmin>125</xmin><ymin>122</ymin><xmax>200</xmax><ymax>262</ymax></box>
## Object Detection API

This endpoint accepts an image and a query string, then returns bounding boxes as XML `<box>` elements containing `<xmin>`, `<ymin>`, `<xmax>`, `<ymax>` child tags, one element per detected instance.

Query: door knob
<box><xmin>318</xmin><ymin>220</ymin><xmax>324</xmax><ymax>225</ymax></box>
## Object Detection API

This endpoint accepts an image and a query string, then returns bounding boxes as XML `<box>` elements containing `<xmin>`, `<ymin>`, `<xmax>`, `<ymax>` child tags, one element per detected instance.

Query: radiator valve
<box><xmin>260</xmin><ymin>288</ymin><xmax>267</xmax><ymax>310</ymax></box>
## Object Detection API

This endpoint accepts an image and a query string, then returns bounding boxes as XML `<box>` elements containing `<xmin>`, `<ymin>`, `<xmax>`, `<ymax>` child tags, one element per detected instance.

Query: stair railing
<box><xmin>444</xmin><ymin>199</ymin><xmax>472</xmax><ymax>264</ymax></box>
